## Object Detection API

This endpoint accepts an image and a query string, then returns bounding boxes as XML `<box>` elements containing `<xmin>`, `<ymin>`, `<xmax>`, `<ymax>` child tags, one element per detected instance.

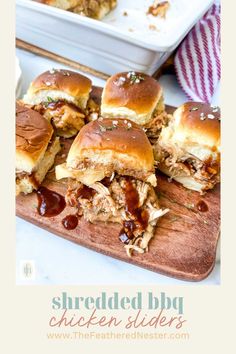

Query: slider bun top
<box><xmin>34</xmin><ymin>1</ymin><xmax>79</xmax><ymax>10</ymax></box>
<box><xmin>161</xmin><ymin>102</ymin><xmax>220</xmax><ymax>161</ymax></box>
<box><xmin>23</xmin><ymin>69</ymin><xmax>92</xmax><ymax>109</ymax></box>
<box><xmin>56</xmin><ymin>118</ymin><xmax>157</xmax><ymax>186</ymax></box>
<box><xmin>16</xmin><ymin>102</ymin><xmax>53</xmax><ymax>173</ymax></box>
<box><xmin>101</xmin><ymin>72</ymin><xmax>163</xmax><ymax>125</ymax></box>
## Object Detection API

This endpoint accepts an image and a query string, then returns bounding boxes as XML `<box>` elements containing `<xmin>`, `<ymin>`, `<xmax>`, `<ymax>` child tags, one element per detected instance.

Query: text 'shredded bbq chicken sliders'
<box><xmin>35</xmin><ymin>1</ymin><xmax>117</xmax><ymax>20</ymax></box>
<box><xmin>16</xmin><ymin>103</ymin><xmax>60</xmax><ymax>195</ymax></box>
<box><xmin>23</xmin><ymin>69</ymin><xmax>92</xmax><ymax>138</ymax></box>
<box><xmin>154</xmin><ymin>102</ymin><xmax>221</xmax><ymax>193</ymax></box>
<box><xmin>56</xmin><ymin>118</ymin><xmax>168</xmax><ymax>256</ymax></box>
<box><xmin>101</xmin><ymin>71</ymin><xmax>171</xmax><ymax>141</ymax></box>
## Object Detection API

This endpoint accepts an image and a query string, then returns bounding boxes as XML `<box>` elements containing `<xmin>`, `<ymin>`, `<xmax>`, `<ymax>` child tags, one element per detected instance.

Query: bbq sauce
<box><xmin>197</xmin><ymin>200</ymin><xmax>209</xmax><ymax>212</ymax></box>
<box><xmin>62</xmin><ymin>215</ymin><xmax>78</xmax><ymax>230</ymax></box>
<box><xmin>125</xmin><ymin>178</ymin><xmax>140</xmax><ymax>215</ymax></box>
<box><xmin>101</xmin><ymin>177</ymin><xmax>112</xmax><ymax>188</ymax></box>
<box><xmin>36</xmin><ymin>186</ymin><xmax>66</xmax><ymax>217</ymax></box>
<box><xmin>76</xmin><ymin>185</ymin><xmax>95</xmax><ymax>200</ymax></box>
<box><xmin>119</xmin><ymin>178</ymin><xmax>149</xmax><ymax>244</ymax></box>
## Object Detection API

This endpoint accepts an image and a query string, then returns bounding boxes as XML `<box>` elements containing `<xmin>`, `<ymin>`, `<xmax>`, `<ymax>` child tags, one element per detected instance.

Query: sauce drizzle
<box><xmin>36</xmin><ymin>186</ymin><xmax>66</xmax><ymax>217</ymax></box>
<box><xmin>119</xmin><ymin>178</ymin><xmax>149</xmax><ymax>244</ymax></box>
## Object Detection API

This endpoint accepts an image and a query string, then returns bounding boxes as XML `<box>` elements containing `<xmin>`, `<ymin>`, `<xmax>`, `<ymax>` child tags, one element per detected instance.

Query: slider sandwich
<box><xmin>16</xmin><ymin>102</ymin><xmax>60</xmax><ymax>195</ymax></box>
<box><xmin>101</xmin><ymin>71</ymin><xmax>171</xmax><ymax>142</ymax></box>
<box><xmin>23</xmin><ymin>69</ymin><xmax>92</xmax><ymax>138</ymax></box>
<box><xmin>35</xmin><ymin>1</ymin><xmax>117</xmax><ymax>19</ymax></box>
<box><xmin>56</xmin><ymin>118</ymin><xmax>168</xmax><ymax>255</ymax></box>
<box><xmin>153</xmin><ymin>102</ymin><xmax>220</xmax><ymax>193</ymax></box>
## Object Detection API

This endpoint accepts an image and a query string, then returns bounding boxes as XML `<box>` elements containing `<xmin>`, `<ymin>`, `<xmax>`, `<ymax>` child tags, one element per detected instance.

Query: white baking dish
<box><xmin>16</xmin><ymin>0</ymin><xmax>214</xmax><ymax>75</ymax></box>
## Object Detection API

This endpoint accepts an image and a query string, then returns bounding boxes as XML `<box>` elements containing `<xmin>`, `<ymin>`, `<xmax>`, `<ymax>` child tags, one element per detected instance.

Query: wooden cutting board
<box><xmin>16</xmin><ymin>87</ymin><xmax>220</xmax><ymax>281</ymax></box>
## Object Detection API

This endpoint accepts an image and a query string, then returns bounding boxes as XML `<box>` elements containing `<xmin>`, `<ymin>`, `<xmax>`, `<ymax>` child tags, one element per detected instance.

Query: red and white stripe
<box><xmin>174</xmin><ymin>3</ymin><xmax>221</xmax><ymax>103</ymax></box>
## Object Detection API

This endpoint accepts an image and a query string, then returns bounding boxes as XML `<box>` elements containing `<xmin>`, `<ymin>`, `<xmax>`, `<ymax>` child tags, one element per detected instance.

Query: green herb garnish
<box><xmin>127</xmin><ymin>71</ymin><xmax>145</xmax><ymax>84</ymax></box>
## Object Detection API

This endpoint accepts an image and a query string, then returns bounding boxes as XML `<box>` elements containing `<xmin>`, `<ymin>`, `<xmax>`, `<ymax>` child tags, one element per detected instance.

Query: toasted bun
<box><xmin>160</xmin><ymin>102</ymin><xmax>220</xmax><ymax>161</ymax></box>
<box><xmin>16</xmin><ymin>137</ymin><xmax>60</xmax><ymax>195</ymax></box>
<box><xmin>16</xmin><ymin>102</ymin><xmax>53</xmax><ymax>173</ymax></box>
<box><xmin>56</xmin><ymin>118</ymin><xmax>157</xmax><ymax>186</ymax></box>
<box><xmin>23</xmin><ymin>69</ymin><xmax>92</xmax><ymax>110</ymax></box>
<box><xmin>34</xmin><ymin>0</ymin><xmax>79</xmax><ymax>10</ymax></box>
<box><xmin>101</xmin><ymin>72</ymin><xmax>164</xmax><ymax>125</ymax></box>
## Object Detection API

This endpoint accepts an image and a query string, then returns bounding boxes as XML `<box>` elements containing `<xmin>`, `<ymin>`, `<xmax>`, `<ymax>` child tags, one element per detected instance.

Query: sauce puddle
<box><xmin>36</xmin><ymin>186</ymin><xmax>66</xmax><ymax>217</ymax></box>
<box><xmin>62</xmin><ymin>215</ymin><xmax>78</xmax><ymax>230</ymax></box>
<box><xmin>196</xmin><ymin>200</ymin><xmax>209</xmax><ymax>212</ymax></box>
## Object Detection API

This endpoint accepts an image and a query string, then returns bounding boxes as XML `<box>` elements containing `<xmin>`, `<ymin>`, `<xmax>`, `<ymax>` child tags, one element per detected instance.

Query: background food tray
<box><xmin>16</xmin><ymin>0</ymin><xmax>214</xmax><ymax>75</ymax></box>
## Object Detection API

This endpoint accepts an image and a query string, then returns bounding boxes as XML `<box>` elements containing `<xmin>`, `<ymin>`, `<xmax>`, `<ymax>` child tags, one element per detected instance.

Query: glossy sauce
<box><xmin>76</xmin><ymin>185</ymin><xmax>95</xmax><ymax>200</ymax></box>
<box><xmin>119</xmin><ymin>178</ymin><xmax>149</xmax><ymax>244</ymax></box>
<box><xmin>62</xmin><ymin>215</ymin><xmax>78</xmax><ymax>230</ymax></box>
<box><xmin>101</xmin><ymin>176</ymin><xmax>112</xmax><ymax>188</ymax></box>
<box><xmin>36</xmin><ymin>186</ymin><xmax>66</xmax><ymax>217</ymax></box>
<box><xmin>197</xmin><ymin>200</ymin><xmax>209</xmax><ymax>212</ymax></box>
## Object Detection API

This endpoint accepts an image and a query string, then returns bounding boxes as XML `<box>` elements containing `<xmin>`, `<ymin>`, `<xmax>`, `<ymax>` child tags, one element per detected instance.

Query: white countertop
<box><xmin>16</xmin><ymin>48</ymin><xmax>220</xmax><ymax>285</ymax></box>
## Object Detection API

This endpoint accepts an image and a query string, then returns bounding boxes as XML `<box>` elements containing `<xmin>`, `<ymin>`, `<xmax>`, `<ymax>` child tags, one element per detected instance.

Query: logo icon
<box><xmin>20</xmin><ymin>260</ymin><xmax>35</xmax><ymax>280</ymax></box>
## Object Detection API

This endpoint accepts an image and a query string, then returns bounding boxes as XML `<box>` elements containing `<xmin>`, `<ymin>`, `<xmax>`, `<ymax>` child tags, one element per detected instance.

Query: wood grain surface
<box><xmin>16</xmin><ymin>87</ymin><xmax>220</xmax><ymax>281</ymax></box>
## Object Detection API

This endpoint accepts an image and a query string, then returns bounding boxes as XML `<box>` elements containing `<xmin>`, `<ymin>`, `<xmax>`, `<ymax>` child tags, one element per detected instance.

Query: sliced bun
<box><xmin>23</xmin><ymin>69</ymin><xmax>92</xmax><ymax>110</ymax></box>
<box><xmin>16</xmin><ymin>102</ymin><xmax>54</xmax><ymax>173</ymax></box>
<box><xmin>56</xmin><ymin>118</ymin><xmax>157</xmax><ymax>186</ymax></box>
<box><xmin>101</xmin><ymin>71</ymin><xmax>164</xmax><ymax>125</ymax></box>
<box><xmin>166</xmin><ymin>102</ymin><xmax>220</xmax><ymax>160</ymax></box>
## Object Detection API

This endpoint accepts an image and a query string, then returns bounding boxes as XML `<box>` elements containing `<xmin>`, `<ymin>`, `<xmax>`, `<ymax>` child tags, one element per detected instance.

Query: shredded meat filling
<box><xmin>33</xmin><ymin>100</ymin><xmax>85</xmax><ymax>136</ymax></box>
<box><xmin>144</xmin><ymin>111</ymin><xmax>171</xmax><ymax>142</ymax></box>
<box><xmin>71</xmin><ymin>0</ymin><xmax>116</xmax><ymax>19</ymax></box>
<box><xmin>66</xmin><ymin>175</ymin><xmax>168</xmax><ymax>256</ymax></box>
<box><xmin>155</xmin><ymin>143</ymin><xmax>220</xmax><ymax>188</ymax></box>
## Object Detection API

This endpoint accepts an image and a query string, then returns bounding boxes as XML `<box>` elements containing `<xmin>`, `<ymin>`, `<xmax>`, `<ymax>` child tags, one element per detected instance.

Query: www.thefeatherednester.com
<box><xmin>46</xmin><ymin>331</ymin><xmax>190</xmax><ymax>340</ymax></box>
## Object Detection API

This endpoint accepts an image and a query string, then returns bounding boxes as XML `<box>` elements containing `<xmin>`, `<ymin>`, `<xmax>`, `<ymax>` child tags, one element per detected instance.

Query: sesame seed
<box><xmin>207</xmin><ymin>114</ymin><xmax>215</xmax><ymax>119</ymax></box>
<box><xmin>124</xmin><ymin>120</ymin><xmax>127</xmax><ymax>124</ymax></box>
<box><xmin>127</xmin><ymin>122</ymin><xmax>132</xmax><ymax>129</ymax></box>
<box><xmin>49</xmin><ymin>68</ymin><xmax>56</xmax><ymax>74</ymax></box>
<box><xmin>45</xmin><ymin>81</ymin><xmax>51</xmax><ymax>86</ymax></box>
<box><xmin>200</xmin><ymin>112</ymin><xmax>206</xmax><ymax>120</ymax></box>
<box><xmin>212</xmin><ymin>106</ymin><xmax>219</xmax><ymax>113</ymax></box>
<box><xmin>113</xmin><ymin>120</ymin><xmax>118</xmax><ymax>125</ymax></box>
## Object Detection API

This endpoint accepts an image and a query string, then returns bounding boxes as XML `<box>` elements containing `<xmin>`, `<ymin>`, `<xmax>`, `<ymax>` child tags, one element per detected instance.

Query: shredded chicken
<box><xmin>71</xmin><ymin>0</ymin><xmax>116</xmax><ymax>19</ymax></box>
<box><xmin>33</xmin><ymin>101</ymin><xmax>85</xmax><ymax>137</ymax></box>
<box><xmin>66</xmin><ymin>175</ymin><xmax>168</xmax><ymax>256</ymax></box>
<box><xmin>154</xmin><ymin>141</ymin><xmax>220</xmax><ymax>189</ymax></box>
<box><xmin>145</xmin><ymin>111</ymin><xmax>171</xmax><ymax>143</ymax></box>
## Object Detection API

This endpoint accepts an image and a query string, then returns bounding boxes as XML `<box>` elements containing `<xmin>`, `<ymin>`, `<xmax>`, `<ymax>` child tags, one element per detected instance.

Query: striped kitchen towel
<box><xmin>174</xmin><ymin>2</ymin><xmax>221</xmax><ymax>103</ymax></box>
